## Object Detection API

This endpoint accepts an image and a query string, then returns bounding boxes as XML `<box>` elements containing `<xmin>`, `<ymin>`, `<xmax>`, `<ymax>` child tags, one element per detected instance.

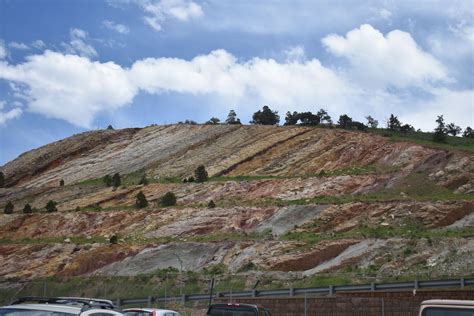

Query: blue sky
<box><xmin>0</xmin><ymin>0</ymin><xmax>473</xmax><ymax>165</ymax></box>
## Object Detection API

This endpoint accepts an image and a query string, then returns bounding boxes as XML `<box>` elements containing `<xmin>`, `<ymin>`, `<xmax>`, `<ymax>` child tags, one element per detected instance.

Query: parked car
<box><xmin>419</xmin><ymin>299</ymin><xmax>474</xmax><ymax>316</ymax></box>
<box><xmin>205</xmin><ymin>303</ymin><xmax>270</xmax><ymax>316</ymax></box>
<box><xmin>0</xmin><ymin>296</ymin><xmax>123</xmax><ymax>315</ymax></box>
<box><xmin>123</xmin><ymin>308</ymin><xmax>180</xmax><ymax>316</ymax></box>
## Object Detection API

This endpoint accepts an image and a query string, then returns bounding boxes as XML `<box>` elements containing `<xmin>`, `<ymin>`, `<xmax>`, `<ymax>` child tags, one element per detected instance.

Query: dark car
<box><xmin>206</xmin><ymin>303</ymin><xmax>270</xmax><ymax>316</ymax></box>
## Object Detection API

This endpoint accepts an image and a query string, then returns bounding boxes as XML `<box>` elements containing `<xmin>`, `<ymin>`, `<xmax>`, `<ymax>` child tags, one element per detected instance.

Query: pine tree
<box><xmin>194</xmin><ymin>165</ymin><xmax>209</xmax><ymax>183</ymax></box>
<box><xmin>45</xmin><ymin>200</ymin><xmax>58</xmax><ymax>212</ymax></box>
<box><xmin>225</xmin><ymin>110</ymin><xmax>242</xmax><ymax>125</ymax></box>
<box><xmin>109</xmin><ymin>235</ymin><xmax>118</xmax><ymax>244</ymax></box>
<box><xmin>103</xmin><ymin>175</ymin><xmax>113</xmax><ymax>187</ymax></box>
<box><xmin>208</xmin><ymin>200</ymin><xmax>216</xmax><ymax>208</ymax></box>
<box><xmin>433</xmin><ymin>115</ymin><xmax>447</xmax><ymax>143</ymax></box>
<box><xmin>205</xmin><ymin>117</ymin><xmax>220</xmax><ymax>125</ymax></box>
<box><xmin>387</xmin><ymin>114</ymin><xmax>401</xmax><ymax>131</ymax></box>
<box><xmin>250</xmin><ymin>106</ymin><xmax>280</xmax><ymax>125</ymax></box>
<box><xmin>446</xmin><ymin>123</ymin><xmax>461</xmax><ymax>136</ymax></box>
<box><xmin>160</xmin><ymin>192</ymin><xmax>177</xmax><ymax>206</ymax></box>
<box><xmin>337</xmin><ymin>114</ymin><xmax>353</xmax><ymax>129</ymax></box>
<box><xmin>365</xmin><ymin>116</ymin><xmax>378</xmax><ymax>129</ymax></box>
<box><xmin>135</xmin><ymin>191</ymin><xmax>148</xmax><ymax>208</ymax></box>
<box><xmin>463</xmin><ymin>127</ymin><xmax>474</xmax><ymax>138</ymax></box>
<box><xmin>0</xmin><ymin>171</ymin><xmax>5</xmax><ymax>188</ymax></box>
<box><xmin>112</xmin><ymin>173</ymin><xmax>121</xmax><ymax>188</ymax></box>
<box><xmin>23</xmin><ymin>204</ymin><xmax>32</xmax><ymax>214</ymax></box>
<box><xmin>59</xmin><ymin>179</ymin><xmax>65</xmax><ymax>186</ymax></box>
<box><xmin>4</xmin><ymin>201</ymin><xmax>14</xmax><ymax>214</ymax></box>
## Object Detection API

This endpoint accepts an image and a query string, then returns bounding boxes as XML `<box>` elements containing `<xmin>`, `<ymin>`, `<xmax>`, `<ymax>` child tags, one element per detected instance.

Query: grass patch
<box><xmin>369</xmin><ymin>128</ymin><xmax>474</xmax><ymax>153</ymax></box>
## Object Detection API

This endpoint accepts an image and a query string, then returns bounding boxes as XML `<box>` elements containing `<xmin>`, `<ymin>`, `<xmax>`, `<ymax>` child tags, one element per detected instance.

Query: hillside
<box><xmin>0</xmin><ymin>124</ymin><xmax>473</xmax><ymax>299</ymax></box>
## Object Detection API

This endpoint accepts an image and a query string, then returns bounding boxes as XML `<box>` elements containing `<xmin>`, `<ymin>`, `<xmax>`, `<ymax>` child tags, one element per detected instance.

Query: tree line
<box><xmin>199</xmin><ymin>106</ymin><xmax>473</xmax><ymax>141</ymax></box>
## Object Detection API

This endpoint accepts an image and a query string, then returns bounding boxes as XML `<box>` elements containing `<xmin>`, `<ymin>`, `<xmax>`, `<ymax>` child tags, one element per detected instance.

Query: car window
<box><xmin>0</xmin><ymin>308</ymin><xmax>76</xmax><ymax>316</ymax></box>
<box><xmin>123</xmin><ymin>313</ymin><xmax>152</xmax><ymax>316</ymax></box>
<box><xmin>422</xmin><ymin>307</ymin><xmax>474</xmax><ymax>316</ymax></box>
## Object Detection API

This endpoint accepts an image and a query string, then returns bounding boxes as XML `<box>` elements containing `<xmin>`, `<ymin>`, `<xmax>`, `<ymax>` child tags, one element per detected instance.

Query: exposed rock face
<box><xmin>0</xmin><ymin>125</ymin><xmax>472</xmax><ymax>281</ymax></box>
<box><xmin>2</xmin><ymin>125</ymin><xmax>472</xmax><ymax>192</ymax></box>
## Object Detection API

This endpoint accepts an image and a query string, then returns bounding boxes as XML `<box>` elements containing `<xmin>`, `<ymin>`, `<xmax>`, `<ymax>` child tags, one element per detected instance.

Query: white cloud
<box><xmin>9</xmin><ymin>42</ymin><xmax>29</xmax><ymax>50</ymax></box>
<box><xmin>31</xmin><ymin>40</ymin><xmax>46</xmax><ymax>50</ymax></box>
<box><xmin>400</xmin><ymin>89</ymin><xmax>474</xmax><ymax>131</ymax></box>
<box><xmin>0</xmin><ymin>51</ymin><xmax>136</xmax><ymax>127</ymax></box>
<box><xmin>128</xmin><ymin>49</ymin><xmax>353</xmax><ymax>115</ymax></box>
<box><xmin>0</xmin><ymin>25</ymin><xmax>471</xmax><ymax>131</ymax></box>
<box><xmin>140</xmin><ymin>0</ymin><xmax>203</xmax><ymax>31</ymax></box>
<box><xmin>103</xmin><ymin>20</ymin><xmax>130</xmax><ymax>34</ymax></box>
<box><xmin>322</xmin><ymin>24</ymin><xmax>449</xmax><ymax>89</ymax></box>
<box><xmin>283</xmin><ymin>45</ymin><xmax>306</xmax><ymax>62</ymax></box>
<box><xmin>62</xmin><ymin>28</ymin><xmax>98</xmax><ymax>58</ymax></box>
<box><xmin>0</xmin><ymin>41</ymin><xmax>7</xmax><ymax>59</ymax></box>
<box><xmin>0</xmin><ymin>107</ymin><xmax>22</xmax><ymax>125</ymax></box>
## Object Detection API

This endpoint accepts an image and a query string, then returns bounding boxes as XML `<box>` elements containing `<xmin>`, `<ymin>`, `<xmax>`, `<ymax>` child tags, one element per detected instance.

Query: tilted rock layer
<box><xmin>0</xmin><ymin>125</ymin><xmax>473</xmax><ymax>280</ymax></box>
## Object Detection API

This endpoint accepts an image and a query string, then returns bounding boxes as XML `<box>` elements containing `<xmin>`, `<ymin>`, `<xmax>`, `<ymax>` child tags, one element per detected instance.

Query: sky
<box><xmin>0</xmin><ymin>0</ymin><xmax>473</xmax><ymax>165</ymax></box>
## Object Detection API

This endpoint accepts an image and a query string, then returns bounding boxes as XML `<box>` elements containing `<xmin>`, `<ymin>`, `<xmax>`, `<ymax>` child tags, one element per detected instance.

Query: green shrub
<box><xmin>194</xmin><ymin>165</ymin><xmax>208</xmax><ymax>183</ymax></box>
<box><xmin>135</xmin><ymin>191</ymin><xmax>148</xmax><ymax>208</ymax></box>
<box><xmin>46</xmin><ymin>200</ymin><xmax>58</xmax><ymax>213</ymax></box>
<box><xmin>109</xmin><ymin>235</ymin><xmax>118</xmax><ymax>244</ymax></box>
<box><xmin>208</xmin><ymin>200</ymin><xmax>216</xmax><ymax>208</ymax></box>
<box><xmin>103</xmin><ymin>175</ymin><xmax>112</xmax><ymax>187</ymax></box>
<box><xmin>4</xmin><ymin>201</ymin><xmax>14</xmax><ymax>214</ymax></box>
<box><xmin>112</xmin><ymin>173</ymin><xmax>121</xmax><ymax>188</ymax></box>
<box><xmin>23</xmin><ymin>203</ymin><xmax>32</xmax><ymax>214</ymax></box>
<box><xmin>160</xmin><ymin>192</ymin><xmax>177</xmax><ymax>206</ymax></box>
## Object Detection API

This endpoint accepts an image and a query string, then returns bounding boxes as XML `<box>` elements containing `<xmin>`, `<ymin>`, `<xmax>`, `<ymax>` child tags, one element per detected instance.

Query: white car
<box><xmin>0</xmin><ymin>297</ymin><xmax>123</xmax><ymax>316</ymax></box>
<box><xmin>419</xmin><ymin>299</ymin><xmax>474</xmax><ymax>316</ymax></box>
<box><xmin>123</xmin><ymin>308</ymin><xmax>181</xmax><ymax>316</ymax></box>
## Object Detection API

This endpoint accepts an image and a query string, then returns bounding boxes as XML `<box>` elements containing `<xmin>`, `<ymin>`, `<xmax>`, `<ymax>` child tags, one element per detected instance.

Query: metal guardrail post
<box><xmin>251</xmin><ymin>289</ymin><xmax>257</xmax><ymax>298</ymax></box>
<box><xmin>371</xmin><ymin>283</ymin><xmax>375</xmax><ymax>292</ymax></box>
<box><xmin>289</xmin><ymin>287</ymin><xmax>294</xmax><ymax>297</ymax></box>
<box><xmin>414</xmin><ymin>279</ymin><xmax>419</xmax><ymax>289</ymax></box>
<box><xmin>116</xmin><ymin>298</ymin><xmax>121</xmax><ymax>308</ymax></box>
<box><xmin>147</xmin><ymin>296</ymin><xmax>152</xmax><ymax>307</ymax></box>
<box><xmin>329</xmin><ymin>285</ymin><xmax>334</xmax><ymax>296</ymax></box>
<box><xmin>181</xmin><ymin>295</ymin><xmax>186</xmax><ymax>306</ymax></box>
<box><xmin>461</xmin><ymin>277</ymin><xmax>465</xmax><ymax>289</ymax></box>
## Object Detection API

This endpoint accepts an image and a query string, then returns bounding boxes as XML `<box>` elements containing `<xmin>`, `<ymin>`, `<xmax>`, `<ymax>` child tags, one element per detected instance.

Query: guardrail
<box><xmin>115</xmin><ymin>277</ymin><xmax>473</xmax><ymax>307</ymax></box>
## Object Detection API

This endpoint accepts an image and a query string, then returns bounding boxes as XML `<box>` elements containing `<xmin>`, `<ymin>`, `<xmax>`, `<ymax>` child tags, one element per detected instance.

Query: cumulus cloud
<box><xmin>0</xmin><ymin>51</ymin><xmax>136</xmax><ymax>127</ymax></box>
<box><xmin>9</xmin><ymin>42</ymin><xmax>29</xmax><ymax>50</ymax></box>
<box><xmin>140</xmin><ymin>0</ymin><xmax>203</xmax><ymax>31</ymax></box>
<box><xmin>62</xmin><ymin>28</ymin><xmax>98</xmax><ymax>58</ymax></box>
<box><xmin>103</xmin><ymin>20</ymin><xmax>130</xmax><ymax>34</ymax></box>
<box><xmin>322</xmin><ymin>24</ymin><xmax>449</xmax><ymax>89</ymax></box>
<box><xmin>0</xmin><ymin>24</ymin><xmax>471</xmax><ymax>130</ymax></box>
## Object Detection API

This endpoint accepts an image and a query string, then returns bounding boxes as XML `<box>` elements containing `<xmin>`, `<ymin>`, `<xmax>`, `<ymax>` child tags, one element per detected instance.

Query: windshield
<box><xmin>207</xmin><ymin>305</ymin><xmax>256</xmax><ymax>316</ymax></box>
<box><xmin>422</xmin><ymin>307</ymin><xmax>474</xmax><ymax>316</ymax></box>
<box><xmin>0</xmin><ymin>308</ymin><xmax>76</xmax><ymax>316</ymax></box>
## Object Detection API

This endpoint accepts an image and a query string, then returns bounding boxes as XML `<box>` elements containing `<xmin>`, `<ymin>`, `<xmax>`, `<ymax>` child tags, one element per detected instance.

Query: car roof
<box><xmin>123</xmin><ymin>308</ymin><xmax>178</xmax><ymax>312</ymax></box>
<box><xmin>1</xmin><ymin>303</ymin><xmax>81</xmax><ymax>314</ymax></box>
<box><xmin>210</xmin><ymin>303</ymin><xmax>259</xmax><ymax>308</ymax></box>
<box><xmin>421</xmin><ymin>300</ymin><xmax>474</xmax><ymax>307</ymax></box>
